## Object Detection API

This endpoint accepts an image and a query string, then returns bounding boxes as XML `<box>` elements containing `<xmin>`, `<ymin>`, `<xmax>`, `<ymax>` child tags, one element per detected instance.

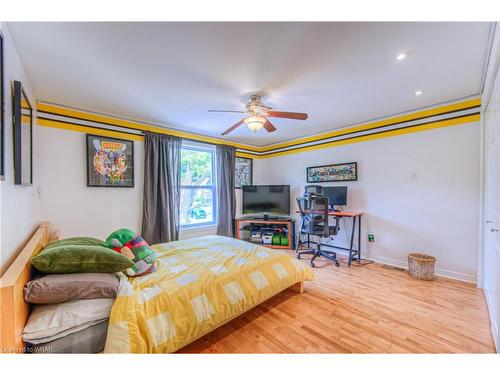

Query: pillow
<box><xmin>44</xmin><ymin>237</ymin><xmax>105</xmax><ymax>251</ymax></box>
<box><xmin>31</xmin><ymin>245</ymin><xmax>134</xmax><ymax>274</ymax></box>
<box><xmin>104</xmin><ymin>228</ymin><xmax>157</xmax><ymax>277</ymax></box>
<box><xmin>24</xmin><ymin>273</ymin><xmax>119</xmax><ymax>304</ymax></box>
<box><xmin>29</xmin><ymin>319</ymin><xmax>109</xmax><ymax>354</ymax></box>
<box><xmin>23</xmin><ymin>298</ymin><xmax>113</xmax><ymax>345</ymax></box>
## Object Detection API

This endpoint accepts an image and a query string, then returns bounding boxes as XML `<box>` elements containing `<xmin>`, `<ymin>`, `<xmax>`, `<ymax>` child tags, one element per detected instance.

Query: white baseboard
<box><xmin>367</xmin><ymin>255</ymin><xmax>477</xmax><ymax>284</ymax></box>
<box><xmin>492</xmin><ymin>317</ymin><xmax>499</xmax><ymax>353</ymax></box>
<box><xmin>485</xmin><ymin>291</ymin><xmax>500</xmax><ymax>353</ymax></box>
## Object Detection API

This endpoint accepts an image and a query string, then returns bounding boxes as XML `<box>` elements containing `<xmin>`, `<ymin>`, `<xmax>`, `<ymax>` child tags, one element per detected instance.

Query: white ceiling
<box><xmin>8</xmin><ymin>22</ymin><xmax>492</xmax><ymax>147</ymax></box>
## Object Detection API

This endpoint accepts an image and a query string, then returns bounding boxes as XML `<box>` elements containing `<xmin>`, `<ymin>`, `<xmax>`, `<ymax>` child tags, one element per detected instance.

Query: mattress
<box><xmin>104</xmin><ymin>235</ymin><xmax>314</xmax><ymax>353</ymax></box>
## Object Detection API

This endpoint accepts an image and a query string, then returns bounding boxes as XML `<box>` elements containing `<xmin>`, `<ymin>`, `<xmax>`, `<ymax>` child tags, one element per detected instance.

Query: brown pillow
<box><xmin>24</xmin><ymin>273</ymin><xmax>119</xmax><ymax>304</ymax></box>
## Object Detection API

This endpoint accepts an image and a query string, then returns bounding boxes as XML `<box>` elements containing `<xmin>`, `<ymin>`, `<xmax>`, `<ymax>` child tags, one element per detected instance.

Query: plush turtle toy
<box><xmin>104</xmin><ymin>228</ymin><xmax>157</xmax><ymax>276</ymax></box>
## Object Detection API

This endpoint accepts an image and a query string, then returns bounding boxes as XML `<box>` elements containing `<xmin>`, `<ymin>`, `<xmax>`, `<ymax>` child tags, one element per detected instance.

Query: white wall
<box><xmin>0</xmin><ymin>23</ymin><xmax>41</xmax><ymax>275</ymax></box>
<box><xmin>37</xmin><ymin>125</ymin><xmax>245</xmax><ymax>242</ymax></box>
<box><xmin>38</xmin><ymin>126</ymin><xmax>143</xmax><ymax>240</ymax></box>
<box><xmin>257</xmin><ymin>123</ymin><xmax>481</xmax><ymax>282</ymax></box>
<box><xmin>37</xmin><ymin>121</ymin><xmax>480</xmax><ymax>282</ymax></box>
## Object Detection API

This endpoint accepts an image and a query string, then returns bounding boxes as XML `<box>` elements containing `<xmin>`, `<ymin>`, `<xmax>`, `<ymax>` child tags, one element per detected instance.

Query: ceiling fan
<box><xmin>208</xmin><ymin>95</ymin><xmax>308</xmax><ymax>135</ymax></box>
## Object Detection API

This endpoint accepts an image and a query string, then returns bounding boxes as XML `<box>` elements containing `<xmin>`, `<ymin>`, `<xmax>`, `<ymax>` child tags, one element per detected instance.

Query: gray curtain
<box><xmin>142</xmin><ymin>132</ymin><xmax>182</xmax><ymax>244</ymax></box>
<box><xmin>216</xmin><ymin>145</ymin><xmax>236</xmax><ymax>237</ymax></box>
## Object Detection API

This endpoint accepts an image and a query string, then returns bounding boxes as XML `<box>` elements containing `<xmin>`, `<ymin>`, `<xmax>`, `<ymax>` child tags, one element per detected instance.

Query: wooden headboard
<box><xmin>0</xmin><ymin>222</ymin><xmax>56</xmax><ymax>353</ymax></box>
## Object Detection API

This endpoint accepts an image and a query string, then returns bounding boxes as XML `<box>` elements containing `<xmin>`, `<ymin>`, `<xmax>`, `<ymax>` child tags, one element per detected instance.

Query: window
<box><xmin>180</xmin><ymin>142</ymin><xmax>216</xmax><ymax>228</ymax></box>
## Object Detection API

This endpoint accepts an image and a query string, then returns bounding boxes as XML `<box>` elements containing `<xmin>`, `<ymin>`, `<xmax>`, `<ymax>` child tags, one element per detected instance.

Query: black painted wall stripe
<box><xmin>37</xmin><ymin>115</ymin><xmax>144</xmax><ymax>137</ymax></box>
<box><xmin>260</xmin><ymin>105</ymin><xmax>481</xmax><ymax>152</ymax></box>
<box><xmin>260</xmin><ymin>111</ymin><xmax>480</xmax><ymax>156</ymax></box>
<box><xmin>37</xmin><ymin>109</ymin><xmax>259</xmax><ymax>153</ymax></box>
<box><xmin>38</xmin><ymin>105</ymin><xmax>480</xmax><ymax>157</ymax></box>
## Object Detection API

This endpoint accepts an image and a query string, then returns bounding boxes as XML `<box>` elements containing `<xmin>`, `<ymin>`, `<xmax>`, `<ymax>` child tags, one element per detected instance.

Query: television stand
<box><xmin>235</xmin><ymin>217</ymin><xmax>295</xmax><ymax>250</ymax></box>
<box><xmin>262</xmin><ymin>214</ymin><xmax>284</xmax><ymax>221</ymax></box>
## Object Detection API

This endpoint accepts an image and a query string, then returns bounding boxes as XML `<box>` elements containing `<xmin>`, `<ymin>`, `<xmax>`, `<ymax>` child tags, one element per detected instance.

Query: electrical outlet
<box><xmin>368</xmin><ymin>234</ymin><xmax>375</xmax><ymax>242</ymax></box>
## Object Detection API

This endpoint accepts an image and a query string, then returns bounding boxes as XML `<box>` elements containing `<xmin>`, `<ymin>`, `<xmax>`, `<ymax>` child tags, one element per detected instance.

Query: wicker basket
<box><xmin>408</xmin><ymin>253</ymin><xmax>436</xmax><ymax>281</ymax></box>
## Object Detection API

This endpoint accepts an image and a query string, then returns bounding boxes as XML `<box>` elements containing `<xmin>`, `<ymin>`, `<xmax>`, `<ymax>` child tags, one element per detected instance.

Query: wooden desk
<box><xmin>296</xmin><ymin>210</ymin><xmax>364</xmax><ymax>217</ymax></box>
<box><xmin>329</xmin><ymin>210</ymin><xmax>364</xmax><ymax>217</ymax></box>
<box><xmin>296</xmin><ymin>210</ymin><xmax>364</xmax><ymax>266</ymax></box>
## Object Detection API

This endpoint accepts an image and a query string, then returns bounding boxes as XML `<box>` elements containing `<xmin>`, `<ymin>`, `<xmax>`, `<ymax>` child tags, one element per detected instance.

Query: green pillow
<box><xmin>31</xmin><ymin>245</ymin><xmax>134</xmax><ymax>274</ymax></box>
<box><xmin>44</xmin><ymin>237</ymin><xmax>105</xmax><ymax>250</ymax></box>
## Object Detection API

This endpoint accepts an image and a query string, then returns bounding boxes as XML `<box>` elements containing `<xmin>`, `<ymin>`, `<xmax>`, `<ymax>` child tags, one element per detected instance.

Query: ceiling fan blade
<box><xmin>266</xmin><ymin>111</ymin><xmax>308</xmax><ymax>120</ymax></box>
<box><xmin>221</xmin><ymin>119</ymin><xmax>245</xmax><ymax>135</ymax></box>
<box><xmin>263</xmin><ymin>119</ymin><xmax>277</xmax><ymax>133</ymax></box>
<box><xmin>208</xmin><ymin>110</ymin><xmax>246</xmax><ymax>113</ymax></box>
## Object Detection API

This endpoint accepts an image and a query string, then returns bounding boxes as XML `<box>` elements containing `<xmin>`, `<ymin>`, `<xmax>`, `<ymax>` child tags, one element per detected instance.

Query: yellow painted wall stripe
<box><xmin>235</xmin><ymin>152</ymin><xmax>260</xmax><ymax>159</ymax></box>
<box><xmin>37</xmin><ymin>98</ymin><xmax>480</xmax><ymax>160</ymax></box>
<box><xmin>258</xmin><ymin>97</ymin><xmax>481</xmax><ymax>152</ymax></box>
<box><xmin>38</xmin><ymin>97</ymin><xmax>480</xmax><ymax>155</ymax></box>
<box><xmin>38</xmin><ymin>117</ymin><xmax>144</xmax><ymax>141</ymax></box>
<box><xmin>259</xmin><ymin>113</ymin><xmax>480</xmax><ymax>158</ymax></box>
<box><xmin>37</xmin><ymin>114</ymin><xmax>479</xmax><ymax>160</ymax></box>
<box><xmin>37</xmin><ymin>103</ymin><xmax>261</xmax><ymax>152</ymax></box>
<box><xmin>39</xmin><ymin>117</ymin><xmax>260</xmax><ymax>159</ymax></box>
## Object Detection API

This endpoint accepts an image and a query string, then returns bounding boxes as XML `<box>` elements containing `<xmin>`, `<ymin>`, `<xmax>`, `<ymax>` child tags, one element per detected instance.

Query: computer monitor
<box><xmin>323</xmin><ymin>186</ymin><xmax>348</xmax><ymax>207</ymax></box>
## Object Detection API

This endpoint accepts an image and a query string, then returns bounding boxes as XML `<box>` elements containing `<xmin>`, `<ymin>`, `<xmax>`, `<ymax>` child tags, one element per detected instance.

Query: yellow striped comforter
<box><xmin>104</xmin><ymin>235</ymin><xmax>314</xmax><ymax>353</ymax></box>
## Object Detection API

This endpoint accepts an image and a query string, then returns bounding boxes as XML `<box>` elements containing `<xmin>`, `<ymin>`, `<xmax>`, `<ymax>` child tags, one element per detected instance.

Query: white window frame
<box><xmin>180</xmin><ymin>141</ymin><xmax>217</xmax><ymax>229</ymax></box>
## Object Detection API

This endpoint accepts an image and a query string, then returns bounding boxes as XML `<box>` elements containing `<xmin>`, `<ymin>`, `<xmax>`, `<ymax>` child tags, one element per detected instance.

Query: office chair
<box><xmin>296</xmin><ymin>195</ymin><xmax>341</xmax><ymax>267</ymax></box>
<box><xmin>304</xmin><ymin>185</ymin><xmax>323</xmax><ymax>195</ymax></box>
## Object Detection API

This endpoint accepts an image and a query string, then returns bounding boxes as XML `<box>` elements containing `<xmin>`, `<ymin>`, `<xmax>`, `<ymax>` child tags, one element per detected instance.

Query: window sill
<box><xmin>180</xmin><ymin>224</ymin><xmax>218</xmax><ymax>232</ymax></box>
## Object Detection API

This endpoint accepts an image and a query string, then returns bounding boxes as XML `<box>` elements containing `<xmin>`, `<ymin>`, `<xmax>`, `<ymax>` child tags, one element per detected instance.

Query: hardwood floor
<box><xmin>179</xmin><ymin>255</ymin><xmax>495</xmax><ymax>353</ymax></box>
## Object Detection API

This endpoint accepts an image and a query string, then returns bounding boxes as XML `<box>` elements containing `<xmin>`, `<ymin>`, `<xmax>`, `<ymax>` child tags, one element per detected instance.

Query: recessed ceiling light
<box><xmin>396</xmin><ymin>53</ymin><xmax>407</xmax><ymax>61</ymax></box>
<box><xmin>414</xmin><ymin>90</ymin><xmax>423</xmax><ymax>96</ymax></box>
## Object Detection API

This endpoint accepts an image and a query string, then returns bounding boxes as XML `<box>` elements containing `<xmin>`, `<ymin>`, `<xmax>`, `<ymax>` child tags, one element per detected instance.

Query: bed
<box><xmin>0</xmin><ymin>223</ymin><xmax>314</xmax><ymax>354</ymax></box>
<box><xmin>0</xmin><ymin>223</ymin><xmax>55</xmax><ymax>353</ymax></box>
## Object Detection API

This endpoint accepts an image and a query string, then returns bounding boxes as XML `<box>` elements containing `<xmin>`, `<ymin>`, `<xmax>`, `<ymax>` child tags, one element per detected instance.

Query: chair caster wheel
<box><xmin>297</xmin><ymin>254</ymin><xmax>301</xmax><ymax>259</ymax></box>
<box><xmin>310</xmin><ymin>262</ymin><xmax>315</xmax><ymax>267</ymax></box>
<box><xmin>335</xmin><ymin>262</ymin><xmax>340</xmax><ymax>267</ymax></box>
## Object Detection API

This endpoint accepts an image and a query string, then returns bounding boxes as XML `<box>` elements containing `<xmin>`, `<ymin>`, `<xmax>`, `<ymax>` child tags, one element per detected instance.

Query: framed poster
<box><xmin>12</xmin><ymin>80</ymin><xmax>33</xmax><ymax>185</ymax></box>
<box><xmin>86</xmin><ymin>134</ymin><xmax>134</xmax><ymax>187</ymax></box>
<box><xmin>306</xmin><ymin>162</ymin><xmax>357</xmax><ymax>183</ymax></box>
<box><xmin>1</xmin><ymin>31</ymin><xmax>4</xmax><ymax>179</ymax></box>
<box><xmin>235</xmin><ymin>156</ymin><xmax>253</xmax><ymax>188</ymax></box>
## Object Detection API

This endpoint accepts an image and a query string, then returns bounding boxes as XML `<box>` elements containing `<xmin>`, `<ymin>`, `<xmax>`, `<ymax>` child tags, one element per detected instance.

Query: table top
<box><xmin>295</xmin><ymin>210</ymin><xmax>364</xmax><ymax>217</ymax></box>
<box><xmin>235</xmin><ymin>217</ymin><xmax>296</xmax><ymax>223</ymax></box>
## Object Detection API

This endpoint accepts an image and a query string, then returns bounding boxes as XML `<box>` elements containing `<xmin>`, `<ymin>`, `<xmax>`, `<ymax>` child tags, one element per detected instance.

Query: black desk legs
<box><xmin>348</xmin><ymin>216</ymin><xmax>356</xmax><ymax>266</ymax></box>
<box><xmin>358</xmin><ymin>215</ymin><xmax>362</xmax><ymax>261</ymax></box>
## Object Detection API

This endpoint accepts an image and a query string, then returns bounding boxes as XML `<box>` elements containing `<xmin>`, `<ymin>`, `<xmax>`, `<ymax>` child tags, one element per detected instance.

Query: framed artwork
<box><xmin>12</xmin><ymin>80</ymin><xmax>33</xmax><ymax>185</ymax></box>
<box><xmin>86</xmin><ymin>134</ymin><xmax>134</xmax><ymax>187</ymax></box>
<box><xmin>306</xmin><ymin>162</ymin><xmax>357</xmax><ymax>183</ymax></box>
<box><xmin>235</xmin><ymin>156</ymin><xmax>253</xmax><ymax>188</ymax></box>
<box><xmin>1</xmin><ymin>31</ymin><xmax>4</xmax><ymax>179</ymax></box>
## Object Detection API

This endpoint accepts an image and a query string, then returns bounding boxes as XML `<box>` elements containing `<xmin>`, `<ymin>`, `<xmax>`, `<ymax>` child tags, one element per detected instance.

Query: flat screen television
<box><xmin>242</xmin><ymin>185</ymin><xmax>290</xmax><ymax>216</ymax></box>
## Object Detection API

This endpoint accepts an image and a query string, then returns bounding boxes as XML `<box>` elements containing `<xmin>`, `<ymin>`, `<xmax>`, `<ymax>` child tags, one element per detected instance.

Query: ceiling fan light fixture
<box><xmin>215</xmin><ymin>95</ymin><xmax>308</xmax><ymax>135</ymax></box>
<box><xmin>396</xmin><ymin>53</ymin><xmax>407</xmax><ymax>61</ymax></box>
<box><xmin>244</xmin><ymin>115</ymin><xmax>266</xmax><ymax>132</ymax></box>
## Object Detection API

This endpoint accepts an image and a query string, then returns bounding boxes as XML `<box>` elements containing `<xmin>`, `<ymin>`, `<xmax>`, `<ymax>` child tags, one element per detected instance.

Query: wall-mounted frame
<box><xmin>306</xmin><ymin>162</ymin><xmax>358</xmax><ymax>183</ymax></box>
<box><xmin>1</xmin><ymin>31</ymin><xmax>5</xmax><ymax>180</ymax></box>
<box><xmin>12</xmin><ymin>80</ymin><xmax>33</xmax><ymax>185</ymax></box>
<box><xmin>86</xmin><ymin>134</ymin><xmax>134</xmax><ymax>188</ymax></box>
<box><xmin>235</xmin><ymin>156</ymin><xmax>253</xmax><ymax>188</ymax></box>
